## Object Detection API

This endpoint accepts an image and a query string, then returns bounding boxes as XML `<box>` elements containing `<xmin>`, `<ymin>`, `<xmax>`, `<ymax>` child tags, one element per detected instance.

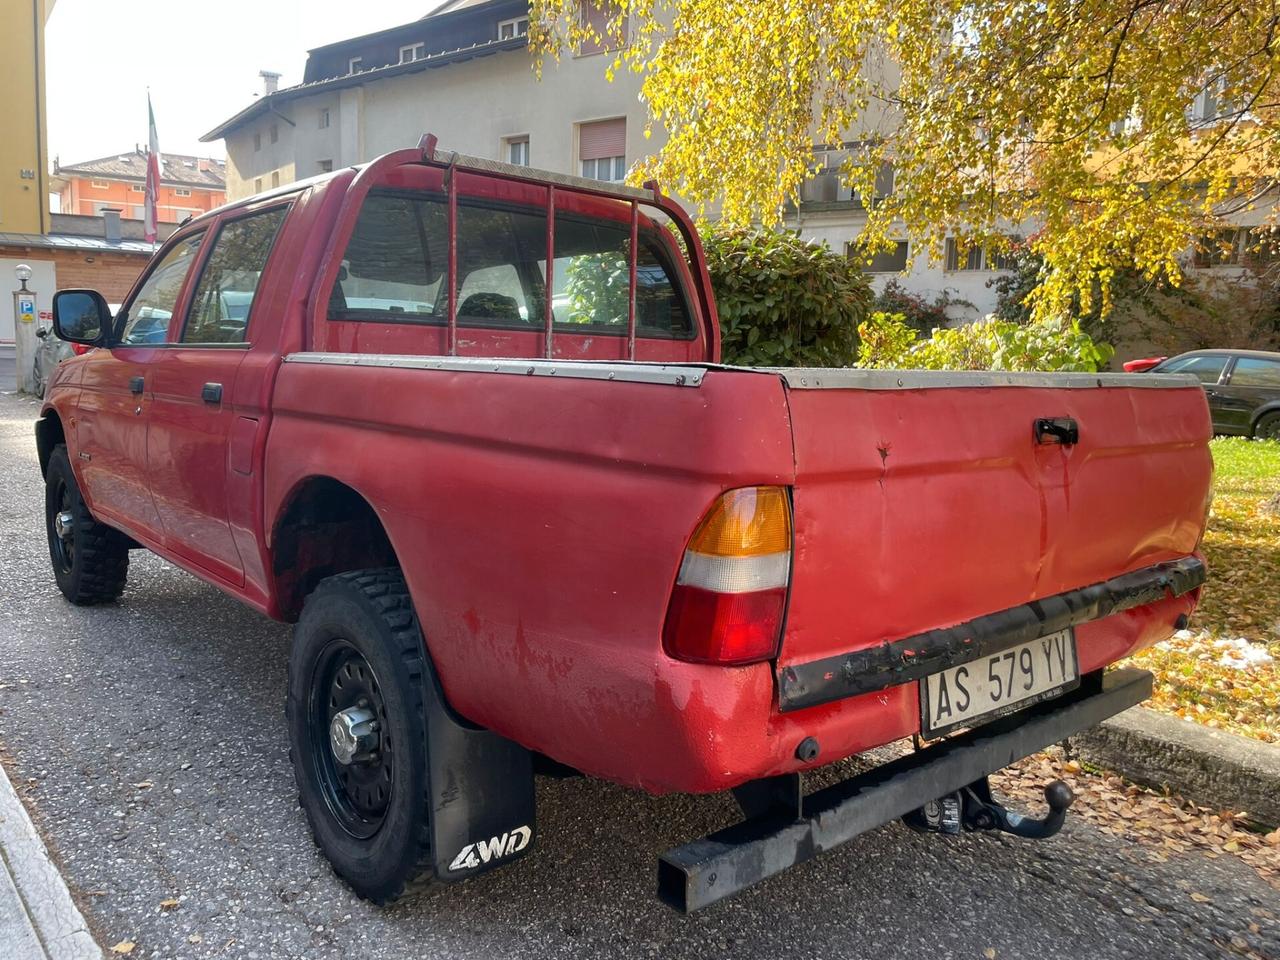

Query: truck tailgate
<box><xmin>777</xmin><ymin>370</ymin><xmax>1213</xmax><ymax>671</ymax></box>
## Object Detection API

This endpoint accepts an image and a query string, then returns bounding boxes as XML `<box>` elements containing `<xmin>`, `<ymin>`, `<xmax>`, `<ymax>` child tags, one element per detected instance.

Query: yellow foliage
<box><xmin>531</xmin><ymin>0</ymin><xmax>1280</xmax><ymax>321</ymax></box>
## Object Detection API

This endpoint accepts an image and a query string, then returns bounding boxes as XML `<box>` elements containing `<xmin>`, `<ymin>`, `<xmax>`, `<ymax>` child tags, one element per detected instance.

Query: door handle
<box><xmin>129</xmin><ymin>376</ymin><xmax>144</xmax><ymax>395</ymax></box>
<box><xmin>201</xmin><ymin>382</ymin><xmax>223</xmax><ymax>405</ymax></box>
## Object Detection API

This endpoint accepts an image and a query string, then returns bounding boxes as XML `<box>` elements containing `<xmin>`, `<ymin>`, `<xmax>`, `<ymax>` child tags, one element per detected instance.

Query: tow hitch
<box><xmin>903</xmin><ymin>777</ymin><xmax>1075</xmax><ymax>839</ymax></box>
<box><xmin>658</xmin><ymin>667</ymin><xmax>1149</xmax><ymax>913</ymax></box>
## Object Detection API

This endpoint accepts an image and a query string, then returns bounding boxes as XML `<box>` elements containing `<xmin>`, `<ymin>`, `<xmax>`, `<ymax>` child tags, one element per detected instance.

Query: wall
<box><xmin>222</xmin><ymin>45</ymin><xmax>651</xmax><ymax>200</ymax></box>
<box><xmin>0</xmin><ymin>248</ymin><xmax>149</xmax><ymax>344</ymax></box>
<box><xmin>0</xmin><ymin>0</ymin><xmax>52</xmax><ymax>236</ymax></box>
<box><xmin>58</xmin><ymin>176</ymin><xmax>223</xmax><ymax>223</ymax></box>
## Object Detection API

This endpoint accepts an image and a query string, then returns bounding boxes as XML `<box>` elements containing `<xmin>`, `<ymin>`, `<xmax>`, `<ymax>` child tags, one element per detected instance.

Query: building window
<box><xmin>578</xmin><ymin>1</ymin><xmax>626</xmax><ymax>55</ymax></box>
<box><xmin>498</xmin><ymin>17</ymin><xmax>529</xmax><ymax>40</ymax></box>
<box><xmin>254</xmin><ymin>178</ymin><xmax>263</xmax><ymax>193</ymax></box>
<box><xmin>131</xmin><ymin>184</ymin><xmax>145</xmax><ymax>193</ymax></box>
<box><xmin>506</xmin><ymin>136</ymin><xmax>530</xmax><ymax>166</ymax></box>
<box><xmin>318</xmin><ymin>159</ymin><xmax>334</xmax><ymax>173</ymax></box>
<box><xmin>400</xmin><ymin>43</ymin><xmax>426</xmax><ymax>63</ymax></box>
<box><xmin>849</xmin><ymin>240</ymin><xmax>909</xmax><ymax>273</ymax></box>
<box><xmin>270</xmin><ymin>124</ymin><xmax>279</xmax><ymax>144</ymax></box>
<box><xmin>91</xmin><ymin>179</ymin><xmax>109</xmax><ymax>189</ymax></box>
<box><xmin>174</xmin><ymin>187</ymin><xmax>192</xmax><ymax>197</ymax></box>
<box><xmin>254</xmin><ymin>132</ymin><xmax>261</xmax><ymax>152</ymax></box>
<box><xmin>319</xmin><ymin>108</ymin><xmax>330</xmax><ymax>129</ymax></box>
<box><xmin>271</xmin><ymin>171</ymin><xmax>280</xmax><ymax>188</ymax></box>
<box><xmin>579</xmin><ymin>118</ymin><xmax>625</xmax><ymax>182</ymax></box>
<box><xmin>348</xmin><ymin>56</ymin><xmax>362</xmax><ymax>74</ymax></box>
<box><xmin>1193</xmin><ymin>228</ymin><xmax>1242</xmax><ymax>267</ymax></box>
<box><xmin>944</xmin><ymin>236</ymin><xmax>1019</xmax><ymax>272</ymax></box>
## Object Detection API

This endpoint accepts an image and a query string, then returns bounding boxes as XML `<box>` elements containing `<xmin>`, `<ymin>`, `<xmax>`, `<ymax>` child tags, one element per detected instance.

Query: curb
<box><xmin>1072</xmin><ymin>705</ymin><xmax>1280</xmax><ymax>827</ymax></box>
<box><xmin>0</xmin><ymin>760</ymin><xmax>102</xmax><ymax>959</ymax></box>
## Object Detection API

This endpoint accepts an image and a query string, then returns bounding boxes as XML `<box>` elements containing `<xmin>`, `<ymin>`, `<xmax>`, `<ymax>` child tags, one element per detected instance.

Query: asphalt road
<box><xmin>0</xmin><ymin>389</ymin><xmax>1276</xmax><ymax>960</ymax></box>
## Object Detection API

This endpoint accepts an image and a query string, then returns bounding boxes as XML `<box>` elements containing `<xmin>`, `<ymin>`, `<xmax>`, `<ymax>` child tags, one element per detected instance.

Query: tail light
<box><xmin>662</xmin><ymin>486</ymin><xmax>792</xmax><ymax>665</ymax></box>
<box><xmin>71</xmin><ymin>343</ymin><xmax>90</xmax><ymax>356</ymax></box>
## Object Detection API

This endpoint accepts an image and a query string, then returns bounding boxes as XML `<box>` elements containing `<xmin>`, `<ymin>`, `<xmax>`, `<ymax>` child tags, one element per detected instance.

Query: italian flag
<box><xmin>144</xmin><ymin>95</ymin><xmax>161</xmax><ymax>243</ymax></box>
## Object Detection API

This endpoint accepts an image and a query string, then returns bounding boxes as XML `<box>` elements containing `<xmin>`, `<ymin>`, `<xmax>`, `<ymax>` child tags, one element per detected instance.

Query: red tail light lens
<box><xmin>71</xmin><ymin>343</ymin><xmax>90</xmax><ymax>356</ymax></box>
<box><xmin>662</xmin><ymin>487</ymin><xmax>792</xmax><ymax>666</ymax></box>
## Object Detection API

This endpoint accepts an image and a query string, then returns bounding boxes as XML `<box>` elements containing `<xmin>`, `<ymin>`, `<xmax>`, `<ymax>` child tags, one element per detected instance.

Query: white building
<box><xmin>201</xmin><ymin>0</ymin><xmax>1276</xmax><ymax>325</ymax></box>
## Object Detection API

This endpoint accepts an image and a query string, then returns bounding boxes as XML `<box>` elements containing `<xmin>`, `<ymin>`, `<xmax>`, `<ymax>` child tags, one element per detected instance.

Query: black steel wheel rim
<box><xmin>49</xmin><ymin>479</ymin><xmax>74</xmax><ymax>573</ymax></box>
<box><xmin>308</xmin><ymin>639</ymin><xmax>394</xmax><ymax>839</ymax></box>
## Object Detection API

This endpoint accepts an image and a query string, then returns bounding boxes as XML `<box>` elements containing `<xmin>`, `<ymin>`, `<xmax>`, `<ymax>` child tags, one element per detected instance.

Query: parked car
<box><xmin>1142</xmin><ymin>349</ymin><xmax>1280</xmax><ymax>440</ymax></box>
<box><xmin>37</xmin><ymin>139</ymin><xmax>1213</xmax><ymax>912</ymax></box>
<box><xmin>1122</xmin><ymin>355</ymin><xmax>1167</xmax><ymax>373</ymax></box>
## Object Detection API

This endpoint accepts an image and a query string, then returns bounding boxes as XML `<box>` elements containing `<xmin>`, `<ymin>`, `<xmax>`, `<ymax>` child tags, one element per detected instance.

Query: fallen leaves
<box><xmin>994</xmin><ymin>749</ymin><xmax>1280</xmax><ymax>889</ymax></box>
<box><xmin>1129</xmin><ymin>438</ymin><xmax>1280</xmax><ymax>743</ymax></box>
<box><xmin>159</xmin><ymin>898</ymin><xmax>179</xmax><ymax>911</ymax></box>
<box><xmin>109</xmin><ymin>942</ymin><xmax>135</xmax><ymax>955</ymax></box>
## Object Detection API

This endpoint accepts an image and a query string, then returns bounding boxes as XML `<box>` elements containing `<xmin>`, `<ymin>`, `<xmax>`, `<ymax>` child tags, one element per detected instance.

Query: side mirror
<box><xmin>52</xmin><ymin>289</ymin><xmax>112</xmax><ymax>346</ymax></box>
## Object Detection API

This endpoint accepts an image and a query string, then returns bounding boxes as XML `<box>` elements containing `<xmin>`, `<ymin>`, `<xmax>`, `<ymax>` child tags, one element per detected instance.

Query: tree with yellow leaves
<box><xmin>530</xmin><ymin>0</ymin><xmax>1280</xmax><ymax>321</ymax></box>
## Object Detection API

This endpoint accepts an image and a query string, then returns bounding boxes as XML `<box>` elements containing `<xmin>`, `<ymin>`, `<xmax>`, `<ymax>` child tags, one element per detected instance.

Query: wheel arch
<box><xmin>35</xmin><ymin>409</ymin><xmax>67</xmax><ymax>478</ymax></box>
<box><xmin>1249</xmin><ymin>402</ymin><xmax>1280</xmax><ymax>436</ymax></box>
<box><xmin>269</xmin><ymin>475</ymin><xmax>399</xmax><ymax>623</ymax></box>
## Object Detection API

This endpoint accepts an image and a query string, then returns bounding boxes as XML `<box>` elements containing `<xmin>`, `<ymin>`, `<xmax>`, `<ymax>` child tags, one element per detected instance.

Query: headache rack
<box><xmin>307</xmin><ymin>134</ymin><xmax>720</xmax><ymax>362</ymax></box>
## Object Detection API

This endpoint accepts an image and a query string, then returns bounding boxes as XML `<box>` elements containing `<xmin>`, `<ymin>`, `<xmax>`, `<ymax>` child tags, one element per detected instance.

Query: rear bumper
<box><xmin>658</xmin><ymin>665</ymin><xmax>1153</xmax><ymax>912</ymax></box>
<box><xmin>777</xmin><ymin>556</ymin><xmax>1205</xmax><ymax>712</ymax></box>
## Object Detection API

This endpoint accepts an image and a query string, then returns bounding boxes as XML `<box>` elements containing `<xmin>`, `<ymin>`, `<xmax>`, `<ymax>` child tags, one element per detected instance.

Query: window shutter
<box><xmin>579</xmin><ymin>118</ymin><xmax>626</xmax><ymax>161</ymax></box>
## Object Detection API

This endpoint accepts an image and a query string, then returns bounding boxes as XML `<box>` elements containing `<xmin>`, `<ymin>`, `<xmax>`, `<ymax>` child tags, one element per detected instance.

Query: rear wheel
<box><xmin>1254</xmin><ymin>412</ymin><xmax>1280</xmax><ymax>441</ymax></box>
<box><xmin>44</xmin><ymin>444</ymin><xmax>129</xmax><ymax>605</ymax></box>
<box><xmin>286</xmin><ymin>568</ymin><xmax>436</xmax><ymax>903</ymax></box>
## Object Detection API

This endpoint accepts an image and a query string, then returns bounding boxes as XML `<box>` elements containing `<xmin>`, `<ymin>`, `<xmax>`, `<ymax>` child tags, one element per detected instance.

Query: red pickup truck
<box><xmin>40</xmin><ymin>138</ymin><xmax>1212</xmax><ymax>912</ymax></box>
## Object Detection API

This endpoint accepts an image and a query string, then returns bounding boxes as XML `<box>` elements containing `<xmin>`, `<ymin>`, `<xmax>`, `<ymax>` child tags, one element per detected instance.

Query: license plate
<box><xmin>920</xmin><ymin>629</ymin><xmax>1080</xmax><ymax>738</ymax></box>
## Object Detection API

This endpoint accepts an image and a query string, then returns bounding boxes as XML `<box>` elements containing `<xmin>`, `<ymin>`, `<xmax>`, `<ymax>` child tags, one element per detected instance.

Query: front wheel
<box><xmin>44</xmin><ymin>444</ymin><xmax>129</xmax><ymax>605</ymax></box>
<box><xmin>286</xmin><ymin>569</ymin><xmax>436</xmax><ymax>904</ymax></box>
<box><xmin>1254</xmin><ymin>412</ymin><xmax>1280</xmax><ymax>442</ymax></box>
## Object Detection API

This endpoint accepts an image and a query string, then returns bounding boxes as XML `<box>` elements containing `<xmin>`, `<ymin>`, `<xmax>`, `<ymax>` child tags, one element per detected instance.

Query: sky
<box><xmin>46</xmin><ymin>0</ymin><xmax>450</xmax><ymax>164</ymax></box>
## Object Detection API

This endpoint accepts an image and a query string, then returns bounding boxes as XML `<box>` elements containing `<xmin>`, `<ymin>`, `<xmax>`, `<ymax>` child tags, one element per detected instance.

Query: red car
<box><xmin>38</xmin><ymin>139</ymin><xmax>1212</xmax><ymax>911</ymax></box>
<box><xmin>1123</xmin><ymin>356</ymin><xmax>1167</xmax><ymax>373</ymax></box>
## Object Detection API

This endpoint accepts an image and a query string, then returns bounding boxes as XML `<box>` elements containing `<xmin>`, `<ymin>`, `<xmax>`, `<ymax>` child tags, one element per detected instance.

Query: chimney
<box><xmin>259</xmin><ymin>70</ymin><xmax>282</xmax><ymax>95</ymax></box>
<box><xmin>102</xmin><ymin>208</ymin><xmax>123</xmax><ymax>244</ymax></box>
<box><xmin>198</xmin><ymin>158</ymin><xmax>211</xmax><ymax>172</ymax></box>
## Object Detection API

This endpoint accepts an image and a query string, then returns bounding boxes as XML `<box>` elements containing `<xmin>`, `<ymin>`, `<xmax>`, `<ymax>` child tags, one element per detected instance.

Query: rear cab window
<box><xmin>321</xmin><ymin>166</ymin><xmax>702</xmax><ymax>361</ymax></box>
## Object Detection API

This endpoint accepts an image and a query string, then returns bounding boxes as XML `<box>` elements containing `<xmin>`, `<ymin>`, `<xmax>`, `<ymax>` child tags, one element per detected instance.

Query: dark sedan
<box><xmin>1147</xmin><ymin>349</ymin><xmax>1280</xmax><ymax>439</ymax></box>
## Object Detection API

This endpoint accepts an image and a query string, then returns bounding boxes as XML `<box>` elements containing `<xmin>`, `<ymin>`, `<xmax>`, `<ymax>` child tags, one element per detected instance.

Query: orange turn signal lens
<box><xmin>686</xmin><ymin>486</ymin><xmax>792</xmax><ymax>558</ymax></box>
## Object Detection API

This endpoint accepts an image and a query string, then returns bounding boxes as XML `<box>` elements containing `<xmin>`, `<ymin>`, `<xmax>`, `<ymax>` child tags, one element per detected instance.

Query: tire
<box><xmin>44</xmin><ymin>444</ymin><xmax>129</xmax><ymax>605</ymax></box>
<box><xmin>1254</xmin><ymin>412</ymin><xmax>1280</xmax><ymax>442</ymax></box>
<box><xmin>286</xmin><ymin>568</ymin><xmax>436</xmax><ymax>904</ymax></box>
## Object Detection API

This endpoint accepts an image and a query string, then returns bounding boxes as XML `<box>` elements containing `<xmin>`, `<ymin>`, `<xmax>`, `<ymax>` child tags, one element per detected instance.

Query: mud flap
<box><xmin>422</xmin><ymin>667</ymin><xmax>536</xmax><ymax>882</ymax></box>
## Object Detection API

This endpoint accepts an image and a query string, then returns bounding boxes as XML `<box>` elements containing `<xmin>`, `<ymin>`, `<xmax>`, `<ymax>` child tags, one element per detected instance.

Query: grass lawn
<box><xmin>1130</xmin><ymin>437</ymin><xmax>1280</xmax><ymax>742</ymax></box>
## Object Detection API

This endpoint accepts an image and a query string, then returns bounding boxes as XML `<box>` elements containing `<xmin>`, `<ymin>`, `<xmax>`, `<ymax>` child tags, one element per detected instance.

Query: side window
<box><xmin>118</xmin><ymin>233</ymin><xmax>205</xmax><ymax>345</ymax></box>
<box><xmin>1161</xmin><ymin>355</ymin><xmax>1228</xmax><ymax>384</ymax></box>
<box><xmin>330</xmin><ymin>194</ymin><xmax>445</xmax><ymax>320</ymax></box>
<box><xmin>1229</xmin><ymin>357</ymin><xmax>1280</xmax><ymax>387</ymax></box>
<box><xmin>183</xmin><ymin>207</ymin><xmax>288</xmax><ymax>344</ymax></box>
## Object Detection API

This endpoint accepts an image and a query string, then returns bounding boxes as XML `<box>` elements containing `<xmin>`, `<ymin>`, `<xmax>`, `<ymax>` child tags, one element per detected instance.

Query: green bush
<box><xmin>704</xmin><ymin>228</ymin><xmax>872</xmax><ymax>366</ymax></box>
<box><xmin>873</xmin><ymin>279</ymin><xmax>969</xmax><ymax>334</ymax></box>
<box><xmin>857</xmin><ymin>312</ymin><xmax>1114</xmax><ymax>372</ymax></box>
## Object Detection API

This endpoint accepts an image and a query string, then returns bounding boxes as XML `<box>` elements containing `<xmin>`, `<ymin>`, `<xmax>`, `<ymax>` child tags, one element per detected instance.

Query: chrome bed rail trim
<box><xmin>282</xmin><ymin>353</ymin><xmax>709</xmax><ymax>387</ymax></box>
<box><xmin>758</xmin><ymin>368</ymin><xmax>1201</xmax><ymax>390</ymax></box>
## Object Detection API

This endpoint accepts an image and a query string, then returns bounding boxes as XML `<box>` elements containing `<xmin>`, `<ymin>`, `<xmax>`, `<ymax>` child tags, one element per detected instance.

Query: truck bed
<box><xmin>264</xmin><ymin>355</ymin><xmax>1210</xmax><ymax>794</ymax></box>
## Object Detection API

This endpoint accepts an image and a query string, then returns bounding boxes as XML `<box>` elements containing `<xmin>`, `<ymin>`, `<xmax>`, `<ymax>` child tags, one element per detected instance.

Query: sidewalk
<box><xmin>0</xmin><ymin>759</ymin><xmax>101</xmax><ymax>959</ymax></box>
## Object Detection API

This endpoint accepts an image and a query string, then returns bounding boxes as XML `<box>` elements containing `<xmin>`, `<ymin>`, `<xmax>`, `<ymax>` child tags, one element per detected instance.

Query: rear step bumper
<box><xmin>657</xmin><ymin>666</ymin><xmax>1153</xmax><ymax>913</ymax></box>
<box><xmin>778</xmin><ymin>556</ymin><xmax>1203</xmax><ymax>712</ymax></box>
